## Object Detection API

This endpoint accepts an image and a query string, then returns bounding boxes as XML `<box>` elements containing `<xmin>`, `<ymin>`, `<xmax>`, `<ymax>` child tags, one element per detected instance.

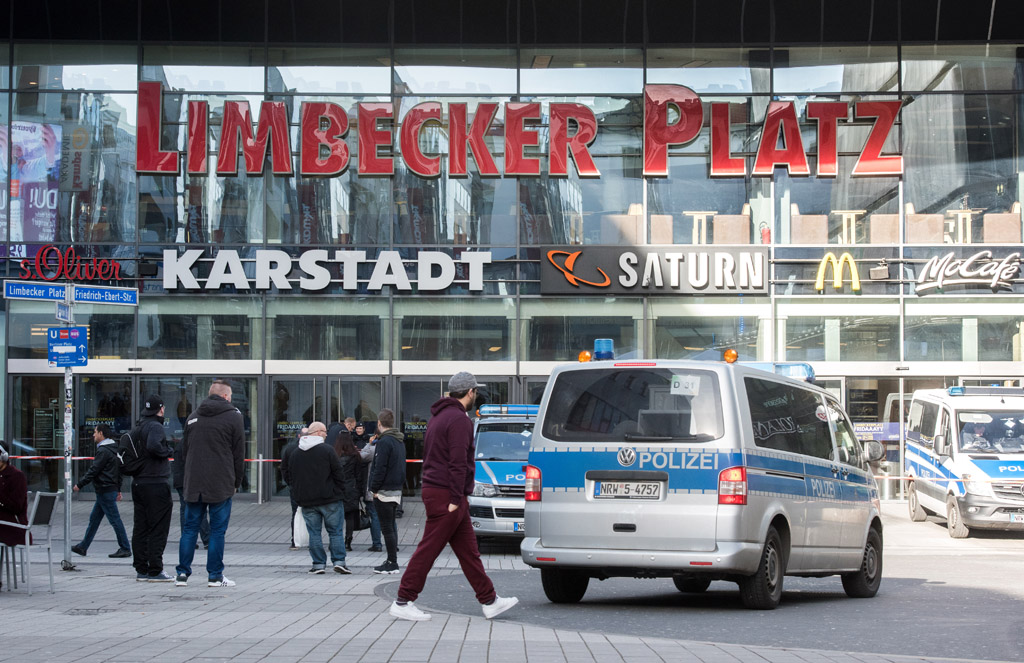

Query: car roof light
<box><xmin>742</xmin><ymin>362</ymin><xmax>816</xmax><ymax>382</ymax></box>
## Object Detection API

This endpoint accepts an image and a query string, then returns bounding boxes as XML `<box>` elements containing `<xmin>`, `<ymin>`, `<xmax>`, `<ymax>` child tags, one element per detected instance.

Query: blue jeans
<box><xmin>365</xmin><ymin>498</ymin><xmax>382</xmax><ymax>547</ymax></box>
<box><xmin>177</xmin><ymin>488</ymin><xmax>210</xmax><ymax>546</ymax></box>
<box><xmin>176</xmin><ymin>498</ymin><xmax>232</xmax><ymax>581</ymax></box>
<box><xmin>302</xmin><ymin>502</ymin><xmax>346</xmax><ymax>569</ymax></box>
<box><xmin>77</xmin><ymin>490</ymin><xmax>130</xmax><ymax>552</ymax></box>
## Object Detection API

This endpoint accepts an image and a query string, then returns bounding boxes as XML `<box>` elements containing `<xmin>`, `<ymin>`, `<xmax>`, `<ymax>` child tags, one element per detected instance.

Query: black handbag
<box><xmin>354</xmin><ymin>501</ymin><xmax>372</xmax><ymax>531</ymax></box>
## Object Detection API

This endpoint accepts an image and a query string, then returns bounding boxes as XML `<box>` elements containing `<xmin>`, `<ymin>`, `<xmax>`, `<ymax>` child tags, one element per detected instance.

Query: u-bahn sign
<box><xmin>136</xmin><ymin>82</ymin><xmax>903</xmax><ymax>180</ymax></box>
<box><xmin>539</xmin><ymin>247</ymin><xmax>768</xmax><ymax>295</ymax></box>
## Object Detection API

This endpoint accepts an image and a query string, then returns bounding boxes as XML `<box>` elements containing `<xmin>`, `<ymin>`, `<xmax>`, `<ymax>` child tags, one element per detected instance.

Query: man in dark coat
<box><xmin>172</xmin><ymin>441</ymin><xmax>210</xmax><ymax>551</ymax></box>
<box><xmin>369</xmin><ymin>408</ymin><xmax>406</xmax><ymax>574</ymax></box>
<box><xmin>71</xmin><ymin>424</ymin><xmax>131</xmax><ymax>558</ymax></box>
<box><xmin>288</xmin><ymin>421</ymin><xmax>354</xmax><ymax>574</ymax></box>
<box><xmin>132</xmin><ymin>394</ymin><xmax>175</xmax><ymax>582</ymax></box>
<box><xmin>175</xmin><ymin>380</ymin><xmax>245</xmax><ymax>588</ymax></box>
<box><xmin>0</xmin><ymin>443</ymin><xmax>30</xmax><ymax>563</ymax></box>
<box><xmin>390</xmin><ymin>373</ymin><xmax>518</xmax><ymax>622</ymax></box>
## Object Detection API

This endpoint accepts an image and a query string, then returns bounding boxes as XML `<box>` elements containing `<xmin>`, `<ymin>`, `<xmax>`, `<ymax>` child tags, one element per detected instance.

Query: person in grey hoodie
<box><xmin>287</xmin><ymin>421</ymin><xmax>354</xmax><ymax>574</ymax></box>
<box><xmin>174</xmin><ymin>380</ymin><xmax>245</xmax><ymax>588</ymax></box>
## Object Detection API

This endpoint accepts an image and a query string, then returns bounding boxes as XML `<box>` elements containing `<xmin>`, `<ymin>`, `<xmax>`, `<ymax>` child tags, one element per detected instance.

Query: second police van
<box><xmin>521</xmin><ymin>347</ymin><xmax>885</xmax><ymax>609</ymax></box>
<box><xmin>468</xmin><ymin>405</ymin><xmax>536</xmax><ymax>538</ymax></box>
<box><xmin>904</xmin><ymin>386</ymin><xmax>1024</xmax><ymax>538</ymax></box>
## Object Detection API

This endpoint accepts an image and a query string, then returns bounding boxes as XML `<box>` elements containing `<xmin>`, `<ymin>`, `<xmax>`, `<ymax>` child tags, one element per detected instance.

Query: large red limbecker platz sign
<box><xmin>136</xmin><ymin>81</ymin><xmax>903</xmax><ymax>179</ymax></box>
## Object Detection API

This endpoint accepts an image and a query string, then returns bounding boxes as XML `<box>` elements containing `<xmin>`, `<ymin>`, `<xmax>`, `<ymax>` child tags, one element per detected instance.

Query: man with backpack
<box><xmin>175</xmin><ymin>380</ymin><xmax>245</xmax><ymax>588</ymax></box>
<box><xmin>129</xmin><ymin>394</ymin><xmax>174</xmax><ymax>581</ymax></box>
<box><xmin>71</xmin><ymin>424</ymin><xmax>130</xmax><ymax>559</ymax></box>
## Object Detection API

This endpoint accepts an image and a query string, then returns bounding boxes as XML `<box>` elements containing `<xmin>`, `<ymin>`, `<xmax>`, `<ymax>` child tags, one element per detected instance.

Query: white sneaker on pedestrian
<box><xmin>389</xmin><ymin>601</ymin><xmax>431</xmax><ymax>621</ymax></box>
<box><xmin>208</xmin><ymin>576</ymin><xmax>236</xmax><ymax>587</ymax></box>
<box><xmin>482</xmin><ymin>595</ymin><xmax>518</xmax><ymax>619</ymax></box>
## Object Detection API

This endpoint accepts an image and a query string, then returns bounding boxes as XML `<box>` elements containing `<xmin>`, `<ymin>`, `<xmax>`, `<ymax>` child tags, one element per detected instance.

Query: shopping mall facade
<box><xmin>2</xmin><ymin>0</ymin><xmax>1023</xmax><ymax>499</ymax></box>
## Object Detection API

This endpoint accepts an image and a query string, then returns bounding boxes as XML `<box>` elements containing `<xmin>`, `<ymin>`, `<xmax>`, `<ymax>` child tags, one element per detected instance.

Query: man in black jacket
<box><xmin>369</xmin><ymin>408</ymin><xmax>406</xmax><ymax>575</ymax></box>
<box><xmin>72</xmin><ymin>424</ymin><xmax>131</xmax><ymax>558</ymax></box>
<box><xmin>175</xmin><ymin>380</ymin><xmax>246</xmax><ymax>588</ymax></box>
<box><xmin>287</xmin><ymin>421</ymin><xmax>353</xmax><ymax>574</ymax></box>
<box><xmin>131</xmin><ymin>394</ymin><xmax>174</xmax><ymax>582</ymax></box>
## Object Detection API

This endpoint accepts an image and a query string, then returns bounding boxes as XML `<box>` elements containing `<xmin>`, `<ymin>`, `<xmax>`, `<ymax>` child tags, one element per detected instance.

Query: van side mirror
<box><xmin>935</xmin><ymin>434</ymin><xmax>950</xmax><ymax>457</ymax></box>
<box><xmin>864</xmin><ymin>440</ymin><xmax>885</xmax><ymax>463</ymax></box>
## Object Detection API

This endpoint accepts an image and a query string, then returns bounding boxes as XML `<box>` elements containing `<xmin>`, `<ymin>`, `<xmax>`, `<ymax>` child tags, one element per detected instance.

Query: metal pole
<box><xmin>257</xmin><ymin>454</ymin><xmax>264</xmax><ymax>505</ymax></box>
<box><xmin>62</xmin><ymin>365</ymin><xmax>75</xmax><ymax>570</ymax></box>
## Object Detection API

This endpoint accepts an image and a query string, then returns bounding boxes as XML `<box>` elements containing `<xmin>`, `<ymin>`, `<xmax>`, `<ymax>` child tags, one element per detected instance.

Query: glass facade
<box><xmin>4</xmin><ymin>0</ymin><xmax>1024</xmax><ymax>499</ymax></box>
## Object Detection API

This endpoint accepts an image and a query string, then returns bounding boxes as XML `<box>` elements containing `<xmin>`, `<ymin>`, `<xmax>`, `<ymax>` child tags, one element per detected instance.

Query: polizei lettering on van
<box><xmin>637</xmin><ymin>451</ymin><xmax>720</xmax><ymax>470</ymax></box>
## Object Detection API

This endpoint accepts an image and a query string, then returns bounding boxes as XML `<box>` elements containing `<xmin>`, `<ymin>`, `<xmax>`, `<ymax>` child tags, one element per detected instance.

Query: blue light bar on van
<box><xmin>593</xmin><ymin>338</ymin><xmax>615</xmax><ymax>360</ymax></box>
<box><xmin>743</xmin><ymin>362</ymin><xmax>816</xmax><ymax>382</ymax></box>
<box><xmin>948</xmin><ymin>386</ymin><xmax>965</xmax><ymax>396</ymax></box>
<box><xmin>478</xmin><ymin>404</ymin><xmax>539</xmax><ymax>417</ymax></box>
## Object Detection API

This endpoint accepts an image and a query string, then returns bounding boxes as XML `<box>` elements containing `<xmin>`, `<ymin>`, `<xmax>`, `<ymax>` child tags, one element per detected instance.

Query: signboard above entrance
<box><xmin>539</xmin><ymin>247</ymin><xmax>768</xmax><ymax>295</ymax></box>
<box><xmin>136</xmin><ymin>82</ymin><xmax>903</xmax><ymax>180</ymax></box>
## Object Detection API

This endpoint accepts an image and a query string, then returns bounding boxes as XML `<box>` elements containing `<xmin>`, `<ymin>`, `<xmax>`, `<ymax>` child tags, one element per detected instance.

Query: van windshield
<box><xmin>957</xmin><ymin>411</ymin><xmax>1024</xmax><ymax>453</ymax></box>
<box><xmin>475</xmin><ymin>423</ymin><xmax>533</xmax><ymax>460</ymax></box>
<box><xmin>541</xmin><ymin>368</ymin><xmax>724</xmax><ymax>442</ymax></box>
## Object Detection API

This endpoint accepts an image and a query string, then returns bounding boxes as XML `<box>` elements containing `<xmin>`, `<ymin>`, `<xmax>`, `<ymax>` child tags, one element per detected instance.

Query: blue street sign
<box><xmin>55</xmin><ymin>301</ymin><xmax>74</xmax><ymax>323</ymax></box>
<box><xmin>3</xmin><ymin>280</ymin><xmax>68</xmax><ymax>302</ymax></box>
<box><xmin>73</xmin><ymin>284</ymin><xmax>138</xmax><ymax>306</ymax></box>
<box><xmin>47</xmin><ymin>326</ymin><xmax>88</xmax><ymax>367</ymax></box>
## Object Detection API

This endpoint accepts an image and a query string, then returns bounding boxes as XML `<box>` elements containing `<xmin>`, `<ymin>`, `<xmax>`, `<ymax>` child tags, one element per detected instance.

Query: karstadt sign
<box><xmin>162</xmin><ymin>249</ymin><xmax>492</xmax><ymax>292</ymax></box>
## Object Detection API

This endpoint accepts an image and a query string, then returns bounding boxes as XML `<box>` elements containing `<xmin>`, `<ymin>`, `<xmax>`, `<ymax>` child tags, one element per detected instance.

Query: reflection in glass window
<box><xmin>520</xmin><ymin>48</ymin><xmax>642</xmax><ymax>94</ymax></box>
<box><xmin>905</xmin><ymin>316</ymin><xmax>962</xmax><ymax>361</ymax></box>
<box><xmin>268</xmin><ymin>297</ymin><xmax>388</xmax><ymax>361</ymax></box>
<box><xmin>14</xmin><ymin>44</ymin><xmax>138</xmax><ymax>91</ymax></box>
<box><xmin>9</xmin><ymin>92</ymin><xmax>138</xmax><ymax>244</ymax></box>
<box><xmin>394</xmin><ymin>48</ymin><xmax>516</xmax><ymax>94</ymax></box>
<box><xmin>140</xmin><ymin>171</ymin><xmax>265</xmax><ymax>244</ymax></box>
<box><xmin>745</xmin><ymin>376</ymin><xmax>831</xmax><ymax>459</ymax></box>
<box><xmin>901</xmin><ymin>45</ymin><xmax>1024</xmax><ymax>92</ymax></box>
<box><xmin>141</xmin><ymin>46</ymin><xmax>266</xmax><ymax>92</ymax></box>
<box><xmin>650</xmin><ymin>297</ymin><xmax>768</xmax><ymax>361</ymax></box>
<box><xmin>395</xmin><ymin>298</ymin><xmax>513</xmax><ymax>361</ymax></box>
<box><xmin>6</xmin><ymin>301</ymin><xmax>134</xmax><ymax>360</ymax></box>
<box><xmin>267</xmin><ymin>47</ymin><xmax>391</xmax><ymax>94</ymax></box>
<box><xmin>773</xmin><ymin>46</ymin><xmax>898</xmax><ymax>94</ymax></box>
<box><xmin>783</xmin><ymin>311</ymin><xmax>898</xmax><ymax>362</ymax></box>
<box><xmin>522</xmin><ymin>297</ymin><xmax>640</xmax><ymax>361</ymax></box>
<box><xmin>270</xmin><ymin>166</ymin><xmax>390</xmax><ymax>246</ymax></box>
<box><xmin>138</xmin><ymin>297</ymin><xmax>261</xmax><ymax>360</ymax></box>
<box><xmin>646</xmin><ymin>47</ymin><xmax>767</xmax><ymax>94</ymax></box>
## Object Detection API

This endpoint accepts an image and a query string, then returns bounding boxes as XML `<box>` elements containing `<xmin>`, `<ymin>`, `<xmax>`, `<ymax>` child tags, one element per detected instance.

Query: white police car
<box><xmin>905</xmin><ymin>386</ymin><xmax>1024</xmax><ymax>538</ymax></box>
<box><xmin>469</xmin><ymin>405</ymin><xmax>535</xmax><ymax>538</ymax></box>
<box><xmin>521</xmin><ymin>342</ymin><xmax>884</xmax><ymax>609</ymax></box>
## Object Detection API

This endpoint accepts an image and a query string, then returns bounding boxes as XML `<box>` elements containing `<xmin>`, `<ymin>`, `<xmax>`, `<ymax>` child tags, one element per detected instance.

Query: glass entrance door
<box><xmin>76</xmin><ymin>377</ymin><xmax>132</xmax><ymax>495</ymax></box>
<box><xmin>271</xmin><ymin>378</ymin><xmax>323</xmax><ymax>496</ymax></box>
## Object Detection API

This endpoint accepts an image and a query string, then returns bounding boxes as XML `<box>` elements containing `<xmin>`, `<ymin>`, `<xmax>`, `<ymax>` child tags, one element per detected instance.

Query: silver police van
<box><xmin>521</xmin><ymin>353</ymin><xmax>885</xmax><ymax>609</ymax></box>
<box><xmin>469</xmin><ymin>405</ymin><xmax>535</xmax><ymax>538</ymax></box>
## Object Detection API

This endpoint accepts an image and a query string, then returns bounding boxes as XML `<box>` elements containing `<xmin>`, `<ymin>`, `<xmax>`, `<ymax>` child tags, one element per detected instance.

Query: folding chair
<box><xmin>1</xmin><ymin>491</ymin><xmax>60</xmax><ymax>595</ymax></box>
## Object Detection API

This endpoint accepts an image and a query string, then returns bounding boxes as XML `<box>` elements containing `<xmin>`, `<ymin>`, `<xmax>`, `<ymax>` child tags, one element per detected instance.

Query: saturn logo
<box><xmin>546</xmin><ymin>250</ymin><xmax>611</xmax><ymax>288</ymax></box>
<box><xmin>617</xmin><ymin>447</ymin><xmax>637</xmax><ymax>467</ymax></box>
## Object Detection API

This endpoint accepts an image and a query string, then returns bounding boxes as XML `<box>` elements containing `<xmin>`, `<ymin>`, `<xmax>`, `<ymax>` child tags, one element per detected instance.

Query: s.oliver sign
<box><xmin>540</xmin><ymin>247</ymin><xmax>769</xmax><ymax>295</ymax></box>
<box><xmin>136</xmin><ymin>82</ymin><xmax>902</xmax><ymax>179</ymax></box>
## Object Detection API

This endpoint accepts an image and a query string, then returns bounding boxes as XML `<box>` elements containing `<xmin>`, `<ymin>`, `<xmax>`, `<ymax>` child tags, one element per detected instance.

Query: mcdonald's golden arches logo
<box><xmin>815</xmin><ymin>252</ymin><xmax>861</xmax><ymax>292</ymax></box>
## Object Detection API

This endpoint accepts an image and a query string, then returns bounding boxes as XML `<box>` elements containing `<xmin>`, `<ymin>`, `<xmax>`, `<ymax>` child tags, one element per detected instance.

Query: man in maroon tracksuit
<box><xmin>389</xmin><ymin>372</ymin><xmax>519</xmax><ymax>622</ymax></box>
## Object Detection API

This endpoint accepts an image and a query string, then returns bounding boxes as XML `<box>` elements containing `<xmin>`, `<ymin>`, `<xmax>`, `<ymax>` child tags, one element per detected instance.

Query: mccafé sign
<box><xmin>540</xmin><ymin>247</ymin><xmax>768</xmax><ymax>295</ymax></box>
<box><xmin>136</xmin><ymin>82</ymin><xmax>903</xmax><ymax>179</ymax></box>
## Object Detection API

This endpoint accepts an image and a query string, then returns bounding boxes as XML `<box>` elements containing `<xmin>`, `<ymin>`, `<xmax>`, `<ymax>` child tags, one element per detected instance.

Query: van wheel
<box><xmin>673</xmin><ymin>576</ymin><xmax>712</xmax><ymax>593</ymax></box>
<box><xmin>841</xmin><ymin>528</ymin><xmax>882</xmax><ymax>598</ymax></box>
<box><xmin>946</xmin><ymin>495</ymin><xmax>970</xmax><ymax>538</ymax></box>
<box><xmin>908</xmin><ymin>483</ymin><xmax>927</xmax><ymax>522</ymax></box>
<box><xmin>540</xmin><ymin>568</ymin><xmax>589</xmax><ymax>603</ymax></box>
<box><xmin>738</xmin><ymin>527</ymin><xmax>785</xmax><ymax>610</ymax></box>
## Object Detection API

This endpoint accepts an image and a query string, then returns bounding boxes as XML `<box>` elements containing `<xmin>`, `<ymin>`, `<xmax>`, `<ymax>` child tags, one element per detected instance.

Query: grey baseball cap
<box><xmin>448</xmin><ymin>371</ymin><xmax>484</xmax><ymax>392</ymax></box>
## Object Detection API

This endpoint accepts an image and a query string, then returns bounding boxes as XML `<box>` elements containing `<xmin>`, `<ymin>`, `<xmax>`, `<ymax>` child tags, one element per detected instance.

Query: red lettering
<box><xmin>358</xmin><ymin>103</ymin><xmax>395</xmax><ymax>175</ymax></box>
<box><xmin>400</xmin><ymin>102</ymin><xmax>442</xmax><ymax>177</ymax></box>
<box><xmin>19</xmin><ymin>258</ymin><xmax>31</xmax><ymax>279</ymax></box>
<box><xmin>187</xmin><ymin>100</ymin><xmax>208</xmax><ymax>174</ymax></box>
<box><xmin>216</xmin><ymin>101</ymin><xmax>293</xmax><ymax>175</ymax></box>
<box><xmin>853</xmin><ymin>101</ymin><xmax>903</xmax><ymax>176</ymax></box>
<box><xmin>136</xmin><ymin>81</ymin><xmax>178</xmax><ymax>173</ymax></box>
<box><xmin>299</xmin><ymin>102</ymin><xmax>350</xmax><ymax>176</ymax></box>
<box><xmin>643</xmin><ymin>84</ymin><xmax>703</xmax><ymax>177</ymax></box>
<box><xmin>448</xmin><ymin>103</ymin><xmax>499</xmax><ymax>177</ymax></box>
<box><xmin>505</xmin><ymin>102</ymin><xmax>542</xmax><ymax>176</ymax></box>
<box><xmin>752</xmin><ymin>101</ymin><xmax>810</xmax><ymax>177</ymax></box>
<box><xmin>806</xmin><ymin>102</ymin><xmax>848</xmax><ymax>177</ymax></box>
<box><xmin>35</xmin><ymin>245</ymin><xmax>62</xmax><ymax>281</ymax></box>
<box><xmin>549</xmin><ymin>103</ymin><xmax>599</xmax><ymax>178</ymax></box>
<box><xmin>709</xmin><ymin>102</ymin><xmax>745</xmax><ymax>177</ymax></box>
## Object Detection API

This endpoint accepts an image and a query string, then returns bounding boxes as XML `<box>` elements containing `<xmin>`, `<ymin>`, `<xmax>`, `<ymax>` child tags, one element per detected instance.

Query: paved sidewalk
<box><xmin>0</xmin><ymin>499</ymin><xmax>1005</xmax><ymax>663</ymax></box>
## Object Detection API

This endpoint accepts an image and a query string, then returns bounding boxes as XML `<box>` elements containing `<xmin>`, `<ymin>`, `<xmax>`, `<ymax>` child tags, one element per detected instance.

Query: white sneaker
<box><xmin>208</xmin><ymin>576</ymin><xmax>236</xmax><ymax>587</ymax></box>
<box><xmin>389</xmin><ymin>601</ymin><xmax>431</xmax><ymax>621</ymax></box>
<box><xmin>482</xmin><ymin>595</ymin><xmax>518</xmax><ymax>619</ymax></box>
